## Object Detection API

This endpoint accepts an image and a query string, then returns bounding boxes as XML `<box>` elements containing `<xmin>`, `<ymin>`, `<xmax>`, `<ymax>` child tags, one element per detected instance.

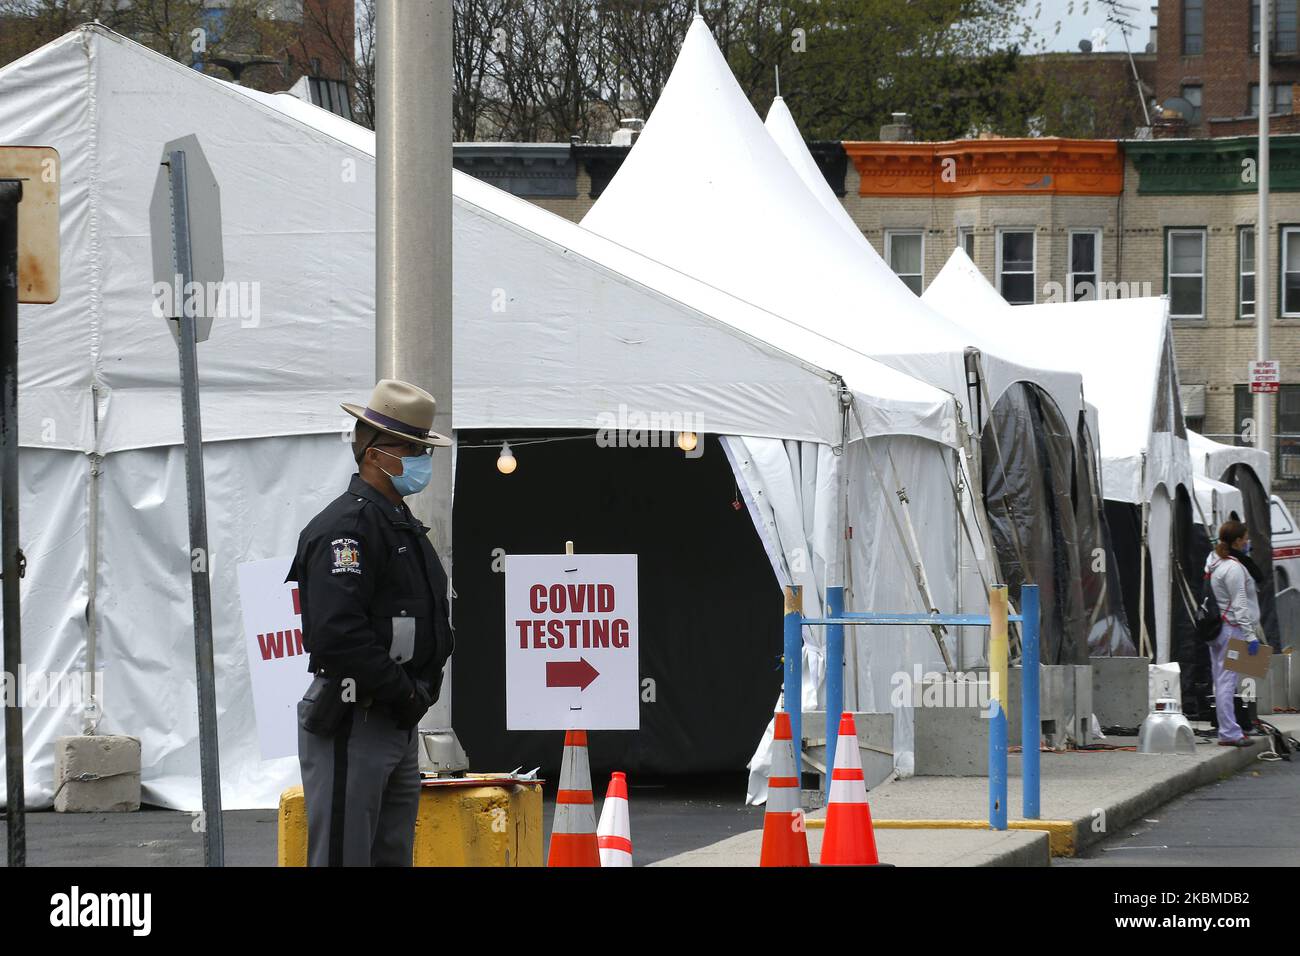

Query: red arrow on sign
<box><xmin>546</xmin><ymin>658</ymin><xmax>600</xmax><ymax>691</ymax></box>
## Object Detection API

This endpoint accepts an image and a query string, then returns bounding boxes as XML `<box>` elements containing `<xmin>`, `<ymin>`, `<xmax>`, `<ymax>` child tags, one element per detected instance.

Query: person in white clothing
<box><xmin>1203</xmin><ymin>519</ymin><xmax>1260</xmax><ymax>747</ymax></box>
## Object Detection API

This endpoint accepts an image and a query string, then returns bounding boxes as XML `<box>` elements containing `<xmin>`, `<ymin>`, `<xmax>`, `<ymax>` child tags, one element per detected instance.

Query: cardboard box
<box><xmin>1224</xmin><ymin>638</ymin><xmax>1273</xmax><ymax>679</ymax></box>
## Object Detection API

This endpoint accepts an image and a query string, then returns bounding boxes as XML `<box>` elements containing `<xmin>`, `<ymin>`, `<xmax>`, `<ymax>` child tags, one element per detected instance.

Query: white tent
<box><xmin>924</xmin><ymin>248</ymin><xmax>1195</xmax><ymax>662</ymax></box>
<box><xmin>1194</xmin><ymin>475</ymin><xmax>1245</xmax><ymax>531</ymax></box>
<box><xmin>0</xmin><ymin>26</ymin><xmax>962</xmax><ymax>808</ymax></box>
<box><xmin>1188</xmin><ymin>430</ymin><xmax>1270</xmax><ymax>496</ymax></box>
<box><xmin>762</xmin><ymin>92</ymin><xmax>1128</xmax><ymax>662</ymax></box>
<box><xmin>582</xmin><ymin>19</ymin><xmax>1087</xmax><ymax>440</ymax></box>
<box><xmin>580</xmin><ymin>16</ymin><xmax>1122</xmax><ymax>790</ymax></box>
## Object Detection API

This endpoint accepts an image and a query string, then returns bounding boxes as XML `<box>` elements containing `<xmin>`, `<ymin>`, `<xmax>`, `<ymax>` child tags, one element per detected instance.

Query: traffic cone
<box><xmin>596</xmin><ymin>771</ymin><xmax>633</xmax><ymax>867</ymax></box>
<box><xmin>819</xmin><ymin>712</ymin><xmax>879</xmax><ymax>866</ymax></box>
<box><xmin>548</xmin><ymin>730</ymin><xmax>601</xmax><ymax>867</ymax></box>
<box><xmin>760</xmin><ymin>711</ymin><xmax>810</xmax><ymax>866</ymax></box>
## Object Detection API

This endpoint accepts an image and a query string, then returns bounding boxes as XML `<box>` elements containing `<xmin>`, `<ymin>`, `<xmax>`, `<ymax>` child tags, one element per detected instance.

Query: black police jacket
<box><xmin>286</xmin><ymin>474</ymin><xmax>454</xmax><ymax>707</ymax></box>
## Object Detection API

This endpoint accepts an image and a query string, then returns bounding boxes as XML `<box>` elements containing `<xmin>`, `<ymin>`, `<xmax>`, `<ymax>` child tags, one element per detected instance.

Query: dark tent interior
<box><xmin>451</xmin><ymin>430</ymin><xmax>782</xmax><ymax>778</ymax></box>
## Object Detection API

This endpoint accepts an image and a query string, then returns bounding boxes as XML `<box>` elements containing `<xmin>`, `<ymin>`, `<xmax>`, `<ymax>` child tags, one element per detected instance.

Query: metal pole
<box><xmin>376</xmin><ymin>0</ymin><xmax>465</xmax><ymax>772</ymax></box>
<box><xmin>783</xmin><ymin>586</ymin><xmax>803</xmax><ymax>787</ymax></box>
<box><xmin>168</xmin><ymin>150</ymin><xmax>224</xmax><ymax>866</ymax></box>
<box><xmin>987</xmin><ymin>584</ymin><xmax>1008</xmax><ymax>831</ymax></box>
<box><xmin>1020</xmin><ymin>584</ymin><xmax>1040</xmax><ymax>821</ymax></box>
<box><xmin>824</xmin><ymin>585</ymin><xmax>844</xmax><ymax>800</ymax></box>
<box><xmin>1256</xmin><ymin>3</ymin><xmax>1273</xmax><ymax>471</ymax></box>
<box><xmin>1</xmin><ymin>179</ymin><xmax>25</xmax><ymax>867</ymax></box>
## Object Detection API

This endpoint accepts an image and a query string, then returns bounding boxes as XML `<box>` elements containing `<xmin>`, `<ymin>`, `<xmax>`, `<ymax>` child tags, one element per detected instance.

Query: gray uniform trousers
<box><xmin>297</xmin><ymin>700</ymin><xmax>421</xmax><ymax>866</ymax></box>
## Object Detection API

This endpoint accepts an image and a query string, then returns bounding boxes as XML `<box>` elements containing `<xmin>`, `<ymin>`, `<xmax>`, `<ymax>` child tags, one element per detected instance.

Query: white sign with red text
<box><xmin>504</xmin><ymin>554</ymin><xmax>639</xmax><ymax>730</ymax></box>
<box><xmin>236</xmin><ymin>555</ymin><xmax>313</xmax><ymax>759</ymax></box>
<box><xmin>1250</xmin><ymin>360</ymin><xmax>1280</xmax><ymax>394</ymax></box>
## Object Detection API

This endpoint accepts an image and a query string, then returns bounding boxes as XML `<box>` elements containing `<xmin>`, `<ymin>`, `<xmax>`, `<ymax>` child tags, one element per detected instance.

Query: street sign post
<box><xmin>149</xmin><ymin>137</ymin><xmax>225</xmax><ymax>866</ymax></box>
<box><xmin>149</xmin><ymin>134</ymin><xmax>223</xmax><ymax>344</ymax></box>
<box><xmin>1250</xmin><ymin>360</ymin><xmax>1280</xmax><ymax>395</ymax></box>
<box><xmin>504</xmin><ymin>553</ymin><xmax>639</xmax><ymax>730</ymax></box>
<box><xmin>1</xmin><ymin>145</ymin><xmax>59</xmax><ymax>868</ymax></box>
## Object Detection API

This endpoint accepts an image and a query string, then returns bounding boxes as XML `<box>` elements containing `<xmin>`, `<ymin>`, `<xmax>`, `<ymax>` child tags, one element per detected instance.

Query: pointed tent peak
<box><xmin>923</xmin><ymin>246</ymin><xmax>1011</xmax><ymax>317</ymax></box>
<box><xmin>582</xmin><ymin>15</ymin><xmax>978</xmax><ymax>364</ymax></box>
<box><xmin>762</xmin><ymin>95</ymin><xmax>871</xmax><ymax>249</ymax></box>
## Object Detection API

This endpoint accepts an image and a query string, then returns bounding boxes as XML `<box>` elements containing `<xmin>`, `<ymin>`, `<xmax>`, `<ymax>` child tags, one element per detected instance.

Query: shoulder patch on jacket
<box><xmin>330</xmin><ymin>538</ymin><xmax>362</xmax><ymax>574</ymax></box>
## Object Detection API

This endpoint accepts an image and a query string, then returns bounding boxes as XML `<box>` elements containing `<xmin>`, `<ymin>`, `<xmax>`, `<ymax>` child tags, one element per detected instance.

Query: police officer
<box><xmin>290</xmin><ymin>379</ymin><xmax>454</xmax><ymax>866</ymax></box>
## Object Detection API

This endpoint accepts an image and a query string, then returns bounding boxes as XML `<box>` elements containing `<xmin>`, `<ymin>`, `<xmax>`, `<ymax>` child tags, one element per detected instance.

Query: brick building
<box><xmin>1155</xmin><ymin>0</ymin><xmax>1300</xmax><ymax>135</ymax></box>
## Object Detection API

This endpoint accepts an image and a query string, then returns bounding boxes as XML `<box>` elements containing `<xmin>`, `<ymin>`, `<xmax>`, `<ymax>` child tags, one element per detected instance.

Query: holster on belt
<box><xmin>299</xmin><ymin>673</ymin><xmax>353</xmax><ymax>736</ymax></box>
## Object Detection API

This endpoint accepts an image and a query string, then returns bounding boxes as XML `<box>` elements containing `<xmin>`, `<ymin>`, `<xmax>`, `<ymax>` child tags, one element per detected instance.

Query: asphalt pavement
<box><xmin>1059</xmin><ymin>741</ymin><xmax>1300</xmax><ymax>867</ymax></box>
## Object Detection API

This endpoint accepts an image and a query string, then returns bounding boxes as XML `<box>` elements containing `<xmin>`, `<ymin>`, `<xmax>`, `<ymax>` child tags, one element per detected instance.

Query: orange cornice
<box><xmin>843</xmin><ymin>138</ymin><xmax>1124</xmax><ymax>197</ymax></box>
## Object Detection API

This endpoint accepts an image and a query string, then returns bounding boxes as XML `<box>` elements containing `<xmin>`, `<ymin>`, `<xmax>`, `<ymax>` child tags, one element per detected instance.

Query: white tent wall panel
<box><xmin>90</xmin><ymin>435</ymin><xmax>353</xmax><ymax>810</ymax></box>
<box><xmin>0</xmin><ymin>451</ymin><xmax>91</xmax><ymax>808</ymax></box>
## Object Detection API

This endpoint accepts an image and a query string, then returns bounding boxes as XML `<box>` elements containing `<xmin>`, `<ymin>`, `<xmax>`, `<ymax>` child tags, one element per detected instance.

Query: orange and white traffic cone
<box><xmin>548</xmin><ymin>730</ymin><xmax>600</xmax><ymax>867</ymax></box>
<box><xmin>596</xmin><ymin>771</ymin><xmax>633</xmax><ymax>867</ymax></box>
<box><xmin>759</xmin><ymin>711</ymin><xmax>810</xmax><ymax>867</ymax></box>
<box><xmin>819</xmin><ymin>712</ymin><xmax>879</xmax><ymax>866</ymax></box>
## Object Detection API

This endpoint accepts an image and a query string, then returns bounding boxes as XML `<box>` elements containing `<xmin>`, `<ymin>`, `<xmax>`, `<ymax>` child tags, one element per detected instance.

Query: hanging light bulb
<box><xmin>676</xmin><ymin>431</ymin><xmax>698</xmax><ymax>453</ymax></box>
<box><xmin>496</xmin><ymin>441</ymin><xmax>517</xmax><ymax>475</ymax></box>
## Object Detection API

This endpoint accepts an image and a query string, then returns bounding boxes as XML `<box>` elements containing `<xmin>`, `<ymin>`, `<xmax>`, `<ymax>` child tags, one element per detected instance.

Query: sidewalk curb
<box><xmin>1067</xmin><ymin>738</ymin><xmax>1271</xmax><ymax>856</ymax></box>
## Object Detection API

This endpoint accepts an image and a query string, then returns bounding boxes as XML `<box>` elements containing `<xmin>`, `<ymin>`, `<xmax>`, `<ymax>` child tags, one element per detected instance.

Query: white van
<box><xmin>1271</xmin><ymin>495</ymin><xmax>1300</xmax><ymax>592</ymax></box>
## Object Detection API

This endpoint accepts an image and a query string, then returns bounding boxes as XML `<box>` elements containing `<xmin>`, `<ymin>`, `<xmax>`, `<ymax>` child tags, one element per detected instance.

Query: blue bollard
<box><xmin>1021</xmin><ymin>585</ymin><xmax>1041</xmax><ymax>820</ymax></box>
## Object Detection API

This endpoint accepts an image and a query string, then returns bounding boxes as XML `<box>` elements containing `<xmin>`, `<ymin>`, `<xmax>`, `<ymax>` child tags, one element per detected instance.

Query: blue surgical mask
<box><xmin>1242</xmin><ymin>541</ymin><xmax>1252</xmax><ymax>556</ymax></box>
<box><xmin>375</xmin><ymin>447</ymin><xmax>433</xmax><ymax>497</ymax></box>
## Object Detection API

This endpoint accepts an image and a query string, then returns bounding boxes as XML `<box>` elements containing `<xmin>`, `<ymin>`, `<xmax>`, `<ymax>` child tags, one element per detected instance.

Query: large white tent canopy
<box><xmin>0</xmin><ymin>25</ymin><xmax>965</xmax><ymax>808</ymax></box>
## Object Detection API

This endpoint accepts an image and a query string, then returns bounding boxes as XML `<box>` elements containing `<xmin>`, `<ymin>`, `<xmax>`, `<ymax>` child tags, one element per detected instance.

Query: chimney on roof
<box><xmin>880</xmin><ymin>112</ymin><xmax>913</xmax><ymax>142</ymax></box>
<box><xmin>610</xmin><ymin>117</ymin><xmax>645</xmax><ymax>147</ymax></box>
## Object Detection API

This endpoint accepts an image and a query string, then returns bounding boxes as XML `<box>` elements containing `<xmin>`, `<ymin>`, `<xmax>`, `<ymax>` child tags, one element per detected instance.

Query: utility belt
<box><xmin>299</xmin><ymin>668</ymin><xmax>406</xmax><ymax>735</ymax></box>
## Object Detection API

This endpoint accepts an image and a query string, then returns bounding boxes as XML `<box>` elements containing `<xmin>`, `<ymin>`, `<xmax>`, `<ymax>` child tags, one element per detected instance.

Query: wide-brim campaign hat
<box><xmin>342</xmin><ymin>379</ymin><xmax>452</xmax><ymax>448</ymax></box>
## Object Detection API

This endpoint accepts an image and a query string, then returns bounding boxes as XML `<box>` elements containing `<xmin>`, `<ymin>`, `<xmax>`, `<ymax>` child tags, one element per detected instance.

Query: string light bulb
<box><xmin>496</xmin><ymin>441</ymin><xmax>517</xmax><ymax>475</ymax></box>
<box><xmin>676</xmin><ymin>431</ymin><xmax>698</xmax><ymax>453</ymax></box>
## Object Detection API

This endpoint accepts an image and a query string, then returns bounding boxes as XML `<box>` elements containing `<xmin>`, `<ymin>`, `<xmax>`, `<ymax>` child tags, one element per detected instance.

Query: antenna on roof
<box><xmin>695</xmin><ymin>0</ymin><xmax>701</xmax><ymax>16</ymax></box>
<box><xmin>775</xmin><ymin>65</ymin><xmax>781</xmax><ymax>98</ymax></box>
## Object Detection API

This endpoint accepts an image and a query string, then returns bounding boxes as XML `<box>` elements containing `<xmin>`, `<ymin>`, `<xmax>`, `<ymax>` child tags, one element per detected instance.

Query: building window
<box><xmin>1254</xmin><ymin>0</ymin><xmax>1299</xmax><ymax>54</ymax></box>
<box><xmin>1184</xmin><ymin>0</ymin><xmax>1203</xmax><ymax>54</ymax></box>
<box><xmin>1240</xmin><ymin>227</ymin><xmax>1257</xmax><ymax>320</ymax></box>
<box><xmin>957</xmin><ymin>226</ymin><xmax>975</xmax><ymax>260</ymax></box>
<box><xmin>1284</xmin><ymin>227</ymin><xmax>1300</xmax><ymax>316</ymax></box>
<box><xmin>1167</xmin><ymin>228</ymin><xmax>1206</xmax><ymax>319</ymax></box>
<box><xmin>1181</xmin><ymin>84</ymin><xmax>1202</xmax><ymax>123</ymax></box>
<box><xmin>886</xmin><ymin>230</ymin><xmax>924</xmax><ymax>295</ymax></box>
<box><xmin>1238</xmin><ymin>384</ymin><xmax>1300</xmax><ymax>479</ymax></box>
<box><xmin>1250</xmin><ymin>83</ymin><xmax>1295</xmax><ymax>116</ymax></box>
<box><xmin>997</xmin><ymin>229</ymin><xmax>1035</xmax><ymax>305</ymax></box>
<box><xmin>1069</xmin><ymin>229</ymin><xmax>1100</xmax><ymax>301</ymax></box>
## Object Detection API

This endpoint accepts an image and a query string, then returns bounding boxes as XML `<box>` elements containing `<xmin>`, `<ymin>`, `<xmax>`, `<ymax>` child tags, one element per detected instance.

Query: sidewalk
<box><xmin>651</xmin><ymin>714</ymin><xmax>1300</xmax><ymax>867</ymax></box>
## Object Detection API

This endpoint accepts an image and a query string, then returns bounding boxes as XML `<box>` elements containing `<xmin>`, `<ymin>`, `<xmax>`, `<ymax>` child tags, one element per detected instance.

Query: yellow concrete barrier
<box><xmin>803</xmin><ymin>817</ymin><xmax>1076</xmax><ymax>857</ymax></box>
<box><xmin>279</xmin><ymin>778</ymin><xmax>544</xmax><ymax>866</ymax></box>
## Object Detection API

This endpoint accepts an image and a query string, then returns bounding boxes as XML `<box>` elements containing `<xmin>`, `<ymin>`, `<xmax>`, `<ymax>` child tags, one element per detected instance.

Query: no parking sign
<box><xmin>504</xmin><ymin>554</ymin><xmax>639</xmax><ymax>730</ymax></box>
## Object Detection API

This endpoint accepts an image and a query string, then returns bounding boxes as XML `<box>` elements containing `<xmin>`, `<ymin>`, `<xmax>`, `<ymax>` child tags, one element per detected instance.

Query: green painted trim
<box><xmin>1124</xmin><ymin>135</ymin><xmax>1300</xmax><ymax>195</ymax></box>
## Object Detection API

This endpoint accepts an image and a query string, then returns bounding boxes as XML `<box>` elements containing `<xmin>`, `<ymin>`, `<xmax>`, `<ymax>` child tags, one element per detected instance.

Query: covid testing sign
<box><xmin>504</xmin><ymin>554</ymin><xmax>639</xmax><ymax>730</ymax></box>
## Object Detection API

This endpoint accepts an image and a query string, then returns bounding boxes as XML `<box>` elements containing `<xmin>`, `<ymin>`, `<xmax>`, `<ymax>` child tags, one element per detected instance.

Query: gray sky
<box><xmin>1014</xmin><ymin>0</ymin><xmax>1159</xmax><ymax>54</ymax></box>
